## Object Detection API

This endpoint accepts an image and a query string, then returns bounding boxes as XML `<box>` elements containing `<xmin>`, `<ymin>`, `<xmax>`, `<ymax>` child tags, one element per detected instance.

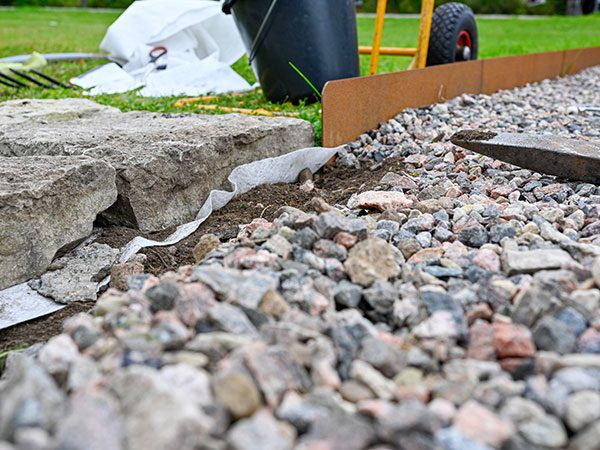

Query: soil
<box><xmin>451</xmin><ymin>129</ymin><xmax>497</xmax><ymax>143</ymax></box>
<box><xmin>0</xmin><ymin>303</ymin><xmax>91</xmax><ymax>354</ymax></box>
<box><xmin>1</xmin><ymin>156</ymin><xmax>405</xmax><ymax>352</ymax></box>
<box><xmin>97</xmin><ymin>157</ymin><xmax>405</xmax><ymax>276</ymax></box>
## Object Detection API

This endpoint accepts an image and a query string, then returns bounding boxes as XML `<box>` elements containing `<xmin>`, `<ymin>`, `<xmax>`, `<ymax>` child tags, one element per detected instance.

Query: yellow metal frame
<box><xmin>358</xmin><ymin>0</ymin><xmax>435</xmax><ymax>75</ymax></box>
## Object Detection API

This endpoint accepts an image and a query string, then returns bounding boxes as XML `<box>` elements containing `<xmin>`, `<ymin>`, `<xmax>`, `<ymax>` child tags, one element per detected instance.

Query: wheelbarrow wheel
<box><xmin>426</xmin><ymin>2</ymin><xmax>478</xmax><ymax>66</ymax></box>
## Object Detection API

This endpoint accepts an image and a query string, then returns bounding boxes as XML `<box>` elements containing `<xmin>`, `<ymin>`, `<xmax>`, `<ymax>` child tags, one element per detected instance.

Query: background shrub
<box><xmin>0</xmin><ymin>0</ymin><xmax>571</xmax><ymax>15</ymax></box>
<box><xmin>1</xmin><ymin>0</ymin><xmax>135</xmax><ymax>6</ymax></box>
<box><xmin>361</xmin><ymin>0</ymin><xmax>566</xmax><ymax>15</ymax></box>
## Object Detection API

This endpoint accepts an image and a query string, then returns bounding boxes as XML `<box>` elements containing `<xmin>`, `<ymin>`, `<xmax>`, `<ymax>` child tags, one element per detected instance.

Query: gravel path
<box><xmin>1</xmin><ymin>66</ymin><xmax>600</xmax><ymax>450</ymax></box>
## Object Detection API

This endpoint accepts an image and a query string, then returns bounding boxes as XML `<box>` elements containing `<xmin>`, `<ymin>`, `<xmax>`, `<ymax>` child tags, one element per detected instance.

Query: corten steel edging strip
<box><xmin>480</xmin><ymin>51</ymin><xmax>564</xmax><ymax>94</ymax></box>
<box><xmin>322</xmin><ymin>58</ymin><xmax>483</xmax><ymax>148</ymax></box>
<box><xmin>322</xmin><ymin>45</ymin><xmax>600</xmax><ymax>148</ymax></box>
<box><xmin>562</xmin><ymin>46</ymin><xmax>600</xmax><ymax>75</ymax></box>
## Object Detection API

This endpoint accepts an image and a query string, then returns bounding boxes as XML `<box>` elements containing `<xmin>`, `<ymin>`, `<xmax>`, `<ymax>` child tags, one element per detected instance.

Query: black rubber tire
<box><xmin>426</xmin><ymin>2</ymin><xmax>478</xmax><ymax>67</ymax></box>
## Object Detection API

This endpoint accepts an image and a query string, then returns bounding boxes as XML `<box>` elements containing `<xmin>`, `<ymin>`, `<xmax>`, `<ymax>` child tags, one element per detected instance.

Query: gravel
<box><xmin>1</xmin><ymin>66</ymin><xmax>600</xmax><ymax>449</ymax></box>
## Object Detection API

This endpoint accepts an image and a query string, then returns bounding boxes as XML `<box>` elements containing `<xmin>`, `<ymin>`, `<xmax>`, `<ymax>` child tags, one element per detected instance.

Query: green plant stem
<box><xmin>289</xmin><ymin>61</ymin><xmax>322</xmax><ymax>99</ymax></box>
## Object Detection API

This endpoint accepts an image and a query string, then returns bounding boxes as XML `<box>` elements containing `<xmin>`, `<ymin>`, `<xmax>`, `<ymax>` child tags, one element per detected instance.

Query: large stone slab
<box><xmin>0</xmin><ymin>97</ymin><xmax>118</xmax><ymax>127</ymax></box>
<box><xmin>0</xmin><ymin>155</ymin><xmax>117</xmax><ymax>290</ymax></box>
<box><xmin>0</xmin><ymin>99</ymin><xmax>314</xmax><ymax>231</ymax></box>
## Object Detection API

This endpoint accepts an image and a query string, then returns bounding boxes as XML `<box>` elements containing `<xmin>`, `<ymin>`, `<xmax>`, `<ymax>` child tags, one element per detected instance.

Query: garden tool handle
<box><xmin>248</xmin><ymin>0</ymin><xmax>280</xmax><ymax>63</ymax></box>
<box><xmin>222</xmin><ymin>0</ymin><xmax>236</xmax><ymax>14</ymax></box>
<box><xmin>222</xmin><ymin>0</ymin><xmax>280</xmax><ymax>63</ymax></box>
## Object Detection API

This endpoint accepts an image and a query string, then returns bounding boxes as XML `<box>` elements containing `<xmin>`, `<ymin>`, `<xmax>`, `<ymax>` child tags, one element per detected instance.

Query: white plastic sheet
<box><xmin>71</xmin><ymin>0</ymin><xmax>252</xmax><ymax>97</ymax></box>
<box><xmin>120</xmin><ymin>146</ymin><xmax>341</xmax><ymax>261</ymax></box>
<box><xmin>0</xmin><ymin>284</ymin><xmax>65</xmax><ymax>330</ymax></box>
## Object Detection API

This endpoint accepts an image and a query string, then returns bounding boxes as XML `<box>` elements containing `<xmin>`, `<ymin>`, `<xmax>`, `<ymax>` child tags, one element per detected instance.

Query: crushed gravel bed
<box><xmin>1</xmin><ymin>66</ymin><xmax>600</xmax><ymax>450</ymax></box>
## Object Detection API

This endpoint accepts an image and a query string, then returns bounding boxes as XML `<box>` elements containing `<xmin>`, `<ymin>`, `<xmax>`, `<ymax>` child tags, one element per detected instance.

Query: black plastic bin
<box><xmin>223</xmin><ymin>0</ymin><xmax>360</xmax><ymax>104</ymax></box>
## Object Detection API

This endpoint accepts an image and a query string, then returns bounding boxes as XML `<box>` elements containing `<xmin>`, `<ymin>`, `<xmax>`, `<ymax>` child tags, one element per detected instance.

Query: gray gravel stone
<box><xmin>517</xmin><ymin>414</ymin><xmax>568</xmax><ymax>448</ymax></box>
<box><xmin>359</xmin><ymin>336</ymin><xmax>406</xmax><ymax>378</ymax></box>
<box><xmin>37</xmin><ymin>334</ymin><xmax>78</xmax><ymax>381</ymax></box>
<box><xmin>53</xmin><ymin>391</ymin><xmax>124</xmax><ymax>450</ymax></box>
<box><xmin>502</xmin><ymin>249</ymin><xmax>574</xmax><ymax>275</ymax></box>
<box><xmin>436</xmin><ymin>426</ymin><xmax>493</xmax><ymax>450</ymax></box>
<box><xmin>313</xmin><ymin>212</ymin><xmax>367</xmax><ymax>240</ymax></box>
<box><xmin>554</xmin><ymin>307</ymin><xmax>588</xmax><ymax>337</ymax></box>
<box><xmin>212</xmin><ymin>372</ymin><xmax>262</xmax><ymax>419</ymax></box>
<box><xmin>333</xmin><ymin>279</ymin><xmax>363</xmax><ymax>308</ymax></box>
<box><xmin>275</xmin><ymin>391</ymin><xmax>329</xmax><ymax>432</ymax></box>
<box><xmin>532</xmin><ymin>316</ymin><xmax>577</xmax><ymax>354</ymax></box>
<box><xmin>458</xmin><ymin>225</ymin><xmax>489</xmax><ymax>248</ymax></box>
<box><xmin>569</xmin><ymin>420</ymin><xmax>600</xmax><ymax>450</ymax></box>
<box><xmin>191</xmin><ymin>266</ymin><xmax>279</xmax><ymax>309</ymax></box>
<box><xmin>227</xmin><ymin>409</ymin><xmax>295</xmax><ymax>450</ymax></box>
<box><xmin>208</xmin><ymin>302</ymin><xmax>259</xmax><ymax>337</ymax></box>
<box><xmin>145</xmin><ymin>281</ymin><xmax>181</xmax><ymax>311</ymax></box>
<box><xmin>296</xmin><ymin>410</ymin><xmax>375</xmax><ymax>450</ymax></box>
<box><xmin>109</xmin><ymin>366</ymin><xmax>210</xmax><ymax>450</ymax></box>
<box><xmin>565</xmin><ymin>390</ymin><xmax>600</xmax><ymax>432</ymax></box>
<box><xmin>344</xmin><ymin>237</ymin><xmax>402</xmax><ymax>287</ymax></box>
<box><xmin>0</xmin><ymin>353</ymin><xmax>66</xmax><ymax>440</ymax></box>
<box><xmin>363</xmin><ymin>280</ymin><xmax>397</xmax><ymax>317</ymax></box>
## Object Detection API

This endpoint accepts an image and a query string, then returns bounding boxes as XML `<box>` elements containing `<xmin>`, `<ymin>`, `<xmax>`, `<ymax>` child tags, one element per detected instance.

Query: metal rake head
<box><xmin>0</xmin><ymin>52</ymin><xmax>71</xmax><ymax>90</ymax></box>
<box><xmin>0</xmin><ymin>68</ymin><xmax>70</xmax><ymax>89</ymax></box>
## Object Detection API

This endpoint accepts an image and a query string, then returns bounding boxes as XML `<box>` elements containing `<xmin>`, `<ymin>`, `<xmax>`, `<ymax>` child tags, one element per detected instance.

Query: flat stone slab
<box><xmin>0</xmin><ymin>155</ymin><xmax>117</xmax><ymax>290</ymax></box>
<box><xmin>31</xmin><ymin>242</ymin><xmax>120</xmax><ymax>304</ymax></box>
<box><xmin>0</xmin><ymin>97</ymin><xmax>118</xmax><ymax>127</ymax></box>
<box><xmin>0</xmin><ymin>99</ymin><xmax>314</xmax><ymax>232</ymax></box>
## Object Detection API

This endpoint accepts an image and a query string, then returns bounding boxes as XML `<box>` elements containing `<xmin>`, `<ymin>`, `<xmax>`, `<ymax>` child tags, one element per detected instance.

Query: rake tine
<box><xmin>30</xmin><ymin>69</ymin><xmax>71</xmax><ymax>89</ymax></box>
<box><xmin>0</xmin><ymin>77</ymin><xmax>19</xmax><ymax>88</ymax></box>
<box><xmin>9</xmin><ymin>68</ymin><xmax>53</xmax><ymax>88</ymax></box>
<box><xmin>0</xmin><ymin>72</ymin><xmax>27</xmax><ymax>88</ymax></box>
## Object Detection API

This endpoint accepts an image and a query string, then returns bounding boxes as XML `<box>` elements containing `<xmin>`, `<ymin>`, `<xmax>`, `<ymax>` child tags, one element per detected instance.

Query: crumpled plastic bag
<box><xmin>71</xmin><ymin>0</ymin><xmax>252</xmax><ymax>97</ymax></box>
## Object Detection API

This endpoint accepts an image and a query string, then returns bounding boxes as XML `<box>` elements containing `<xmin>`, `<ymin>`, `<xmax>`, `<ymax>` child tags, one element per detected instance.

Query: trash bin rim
<box><xmin>223</xmin><ymin>0</ymin><xmax>281</xmax><ymax>63</ymax></box>
<box><xmin>222</xmin><ymin>0</ymin><xmax>237</xmax><ymax>14</ymax></box>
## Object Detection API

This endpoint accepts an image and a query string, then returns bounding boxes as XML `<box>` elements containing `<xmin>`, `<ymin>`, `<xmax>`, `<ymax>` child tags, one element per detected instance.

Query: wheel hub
<box><xmin>462</xmin><ymin>46</ymin><xmax>472</xmax><ymax>60</ymax></box>
<box><xmin>456</xmin><ymin>30</ymin><xmax>473</xmax><ymax>61</ymax></box>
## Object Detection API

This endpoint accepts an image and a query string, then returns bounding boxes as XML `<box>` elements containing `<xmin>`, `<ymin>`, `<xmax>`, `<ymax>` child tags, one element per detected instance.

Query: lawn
<box><xmin>1</xmin><ymin>7</ymin><xmax>600</xmax><ymax>143</ymax></box>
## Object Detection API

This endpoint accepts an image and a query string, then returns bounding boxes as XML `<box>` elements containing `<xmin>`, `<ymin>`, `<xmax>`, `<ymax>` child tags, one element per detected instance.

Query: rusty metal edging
<box><xmin>322</xmin><ymin>46</ymin><xmax>600</xmax><ymax>148</ymax></box>
<box><xmin>480</xmin><ymin>50</ymin><xmax>565</xmax><ymax>94</ymax></box>
<box><xmin>562</xmin><ymin>46</ymin><xmax>600</xmax><ymax>75</ymax></box>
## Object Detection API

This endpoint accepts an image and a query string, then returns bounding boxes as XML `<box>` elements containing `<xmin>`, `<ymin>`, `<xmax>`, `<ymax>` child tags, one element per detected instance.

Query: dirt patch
<box><xmin>1</xmin><ymin>156</ymin><xmax>404</xmax><ymax>349</ymax></box>
<box><xmin>0</xmin><ymin>302</ymin><xmax>91</xmax><ymax>354</ymax></box>
<box><xmin>451</xmin><ymin>129</ymin><xmax>497</xmax><ymax>143</ymax></box>
<box><xmin>98</xmin><ymin>157</ymin><xmax>405</xmax><ymax>276</ymax></box>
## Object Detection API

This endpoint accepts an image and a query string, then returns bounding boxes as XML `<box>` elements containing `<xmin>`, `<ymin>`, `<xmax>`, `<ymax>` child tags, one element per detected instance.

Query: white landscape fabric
<box><xmin>71</xmin><ymin>0</ymin><xmax>251</xmax><ymax>96</ymax></box>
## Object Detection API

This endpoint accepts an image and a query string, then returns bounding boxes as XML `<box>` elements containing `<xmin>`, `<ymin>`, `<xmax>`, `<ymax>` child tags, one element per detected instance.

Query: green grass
<box><xmin>360</xmin><ymin>14</ymin><xmax>600</xmax><ymax>73</ymax></box>
<box><xmin>0</xmin><ymin>343</ymin><xmax>30</xmax><ymax>373</ymax></box>
<box><xmin>1</xmin><ymin>7</ymin><xmax>600</xmax><ymax>144</ymax></box>
<box><xmin>0</xmin><ymin>7</ymin><xmax>120</xmax><ymax>55</ymax></box>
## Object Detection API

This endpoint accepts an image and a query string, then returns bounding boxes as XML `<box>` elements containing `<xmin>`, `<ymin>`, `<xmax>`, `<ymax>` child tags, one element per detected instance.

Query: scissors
<box><xmin>149</xmin><ymin>46</ymin><xmax>167</xmax><ymax>71</ymax></box>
